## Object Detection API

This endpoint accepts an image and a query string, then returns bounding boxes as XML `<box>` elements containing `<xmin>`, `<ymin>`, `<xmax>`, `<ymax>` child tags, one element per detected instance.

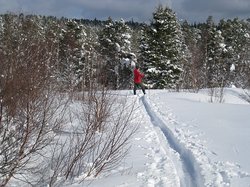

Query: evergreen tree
<box><xmin>140</xmin><ymin>5</ymin><xmax>185</xmax><ymax>89</ymax></box>
<box><xmin>58</xmin><ymin>19</ymin><xmax>87</xmax><ymax>90</ymax></box>
<box><xmin>197</xmin><ymin>16</ymin><xmax>227</xmax><ymax>88</ymax></box>
<box><xmin>181</xmin><ymin>21</ymin><xmax>200</xmax><ymax>90</ymax></box>
<box><xmin>99</xmin><ymin>18</ymin><xmax>133</xmax><ymax>89</ymax></box>
<box><xmin>219</xmin><ymin>18</ymin><xmax>250</xmax><ymax>87</ymax></box>
<box><xmin>206</xmin><ymin>16</ymin><xmax>227</xmax><ymax>87</ymax></box>
<box><xmin>81</xmin><ymin>24</ymin><xmax>100</xmax><ymax>90</ymax></box>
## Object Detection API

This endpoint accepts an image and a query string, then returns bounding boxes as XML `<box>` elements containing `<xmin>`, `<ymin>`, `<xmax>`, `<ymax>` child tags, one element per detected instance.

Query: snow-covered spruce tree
<box><xmin>80</xmin><ymin>25</ymin><xmax>99</xmax><ymax>91</ymax></box>
<box><xmin>58</xmin><ymin>19</ymin><xmax>87</xmax><ymax>91</ymax></box>
<box><xmin>219</xmin><ymin>18</ymin><xmax>250</xmax><ymax>88</ymax></box>
<box><xmin>181</xmin><ymin>21</ymin><xmax>205</xmax><ymax>91</ymax></box>
<box><xmin>205</xmin><ymin>16</ymin><xmax>228</xmax><ymax>88</ymax></box>
<box><xmin>244</xmin><ymin>19</ymin><xmax>250</xmax><ymax>88</ymax></box>
<box><xmin>197</xmin><ymin>16</ymin><xmax>227</xmax><ymax>89</ymax></box>
<box><xmin>140</xmin><ymin>5</ymin><xmax>185</xmax><ymax>89</ymax></box>
<box><xmin>99</xmin><ymin>18</ymin><xmax>134</xmax><ymax>89</ymax></box>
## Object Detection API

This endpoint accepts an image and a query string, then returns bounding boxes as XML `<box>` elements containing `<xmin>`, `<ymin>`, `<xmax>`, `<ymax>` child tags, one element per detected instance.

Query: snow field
<box><xmin>146</xmin><ymin>89</ymin><xmax>250</xmax><ymax>186</ymax></box>
<box><xmin>23</xmin><ymin>88</ymin><xmax>248</xmax><ymax>187</ymax></box>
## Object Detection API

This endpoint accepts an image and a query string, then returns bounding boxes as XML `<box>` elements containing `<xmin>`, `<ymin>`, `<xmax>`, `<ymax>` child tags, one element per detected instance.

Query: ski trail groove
<box><xmin>140</xmin><ymin>96</ymin><xmax>204</xmax><ymax>187</ymax></box>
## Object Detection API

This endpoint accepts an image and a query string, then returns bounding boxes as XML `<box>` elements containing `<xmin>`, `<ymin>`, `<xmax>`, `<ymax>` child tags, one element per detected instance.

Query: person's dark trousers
<box><xmin>134</xmin><ymin>83</ymin><xmax>146</xmax><ymax>95</ymax></box>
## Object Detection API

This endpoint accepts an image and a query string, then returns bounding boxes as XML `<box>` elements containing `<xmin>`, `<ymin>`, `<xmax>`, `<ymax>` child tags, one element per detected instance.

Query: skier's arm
<box><xmin>140</xmin><ymin>71</ymin><xmax>144</xmax><ymax>78</ymax></box>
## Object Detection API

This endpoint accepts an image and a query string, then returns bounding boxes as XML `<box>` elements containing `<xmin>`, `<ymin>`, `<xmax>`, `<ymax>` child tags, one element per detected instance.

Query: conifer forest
<box><xmin>1</xmin><ymin>6</ymin><xmax>250</xmax><ymax>91</ymax></box>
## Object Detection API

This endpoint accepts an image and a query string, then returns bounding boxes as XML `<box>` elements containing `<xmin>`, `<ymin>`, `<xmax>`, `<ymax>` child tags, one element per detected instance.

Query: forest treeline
<box><xmin>1</xmin><ymin>5</ymin><xmax>250</xmax><ymax>91</ymax></box>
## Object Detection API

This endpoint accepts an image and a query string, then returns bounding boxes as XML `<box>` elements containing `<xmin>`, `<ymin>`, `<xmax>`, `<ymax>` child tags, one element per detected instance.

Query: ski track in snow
<box><xmin>77</xmin><ymin>91</ymin><xmax>250</xmax><ymax>187</ymax></box>
<box><xmin>138</xmin><ymin>92</ymin><xmax>250</xmax><ymax>187</ymax></box>
<box><xmin>132</xmin><ymin>95</ymin><xmax>180</xmax><ymax>187</ymax></box>
<box><xmin>140</xmin><ymin>95</ymin><xmax>204</xmax><ymax>187</ymax></box>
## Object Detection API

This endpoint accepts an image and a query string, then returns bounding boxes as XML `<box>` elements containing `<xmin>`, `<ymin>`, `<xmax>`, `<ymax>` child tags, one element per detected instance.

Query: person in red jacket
<box><xmin>133</xmin><ymin>64</ymin><xmax>146</xmax><ymax>95</ymax></box>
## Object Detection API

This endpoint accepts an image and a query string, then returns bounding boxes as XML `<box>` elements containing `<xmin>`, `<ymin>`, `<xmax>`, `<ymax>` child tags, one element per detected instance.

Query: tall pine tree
<box><xmin>58</xmin><ymin>19</ymin><xmax>87</xmax><ymax>90</ymax></box>
<box><xmin>205</xmin><ymin>16</ymin><xmax>227</xmax><ymax>88</ymax></box>
<box><xmin>140</xmin><ymin>5</ymin><xmax>185</xmax><ymax>89</ymax></box>
<box><xmin>99</xmin><ymin>18</ymin><xmax>133</xmax><ymax>89</ymax></box>
<box><xmin>219</xmin><ymin>18</ymin><xmax>250</xmax><ymax>87</ymax></box>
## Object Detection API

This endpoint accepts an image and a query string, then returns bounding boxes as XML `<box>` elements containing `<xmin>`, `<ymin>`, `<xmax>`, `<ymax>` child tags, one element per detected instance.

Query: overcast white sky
<box><xmin>0</xmin><ymin>0</ymin><xmax>250</xmax><ymax>23</ymax></box>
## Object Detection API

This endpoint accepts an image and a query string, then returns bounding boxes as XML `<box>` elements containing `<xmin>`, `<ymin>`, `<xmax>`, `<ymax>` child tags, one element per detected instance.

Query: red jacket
<box><xmin>134</xmin><ymin>68</ymin><xmax>144</xmax><ymax>83</ymax></box>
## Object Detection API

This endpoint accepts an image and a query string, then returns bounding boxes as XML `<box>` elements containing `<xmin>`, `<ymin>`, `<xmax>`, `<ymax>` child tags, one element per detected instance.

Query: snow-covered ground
<box><xmin>73</xmin><ymin>88</ymin><xmax>250</xmax><ymax>187</ymax></box>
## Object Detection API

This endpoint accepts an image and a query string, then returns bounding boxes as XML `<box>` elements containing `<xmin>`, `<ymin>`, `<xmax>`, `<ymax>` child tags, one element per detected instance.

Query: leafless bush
<box><xmin>44</xmin><ymin>87</ymin><xmax>137</xmax><ymax>186</ymax></box>
<box><xmin>240</xmin><ymin>89</ymin><xmax>250</xmax><ymax>103</ymax></box>
<box><xmin>209</xmin><ymin>87</ymin><xmax>225</xmax><ymax>103</ymax></box>
<box><xmin>0</xmin><ymin>15</ymin><xmax>66</xmax><ymax>186</ymax></box>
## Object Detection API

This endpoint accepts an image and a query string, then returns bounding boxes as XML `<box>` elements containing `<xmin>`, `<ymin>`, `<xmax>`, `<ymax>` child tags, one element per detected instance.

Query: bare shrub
<box><xmin>240</xmin><ymin>89</ymin><xmax>250</xmax><ymax>103</ymax></box>
<box><xmin>209</xmin><ymin>87</ymin><xmax>225</xmax><ymax>103</ymax></box>
<box><xmin>45</xmin><ymin>87</ymin><xmax>137</xmax><ymax>186</ymax></box>
<box><xmin>0</xmin><ymin>15</ymin><xmax>66</xmax><ymax>186</ymax></box>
